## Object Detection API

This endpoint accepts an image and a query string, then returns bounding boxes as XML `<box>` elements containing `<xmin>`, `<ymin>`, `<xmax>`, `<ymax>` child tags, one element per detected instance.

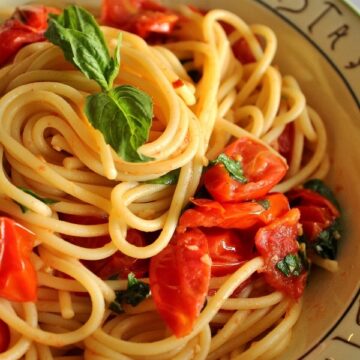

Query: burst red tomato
<box><xmin>0</xmin><ymin>5</ymin><xmax>60</xmax><ymax>67</ymax></box>
<box><xmin>0</xmin><ymin>217</ymin><xmax>37</xmax><ymax>302</ymax></box>
<box><xmin>101</xmin><ymin>0</ymin><xmax>179</xmax><ymax>39</ymax></box>
<box><xmin>204</xmin><ymin>138</ymin><xmax>288</xmax><ymax>202</ymax></box>
<box><xmin>178</xmin><ymin>193</ymin><xmax>289</xmax><ymax>232</ymax></box>
<box><xmin>286</xmin><ymin>188</ymin><xmax>339</xmax><ymax>242</ymax></box>
<box><xmin>203</xmin><ymin>228</ymin><xmax>255</xmax><ymax>277</ymax></box>
<box><xmin>149</xmin><ymin>229</ymin><xmax>211</xmax><ymax>337</ymax></box>
<box><xmin>0</xmin><ymin>319</ymin><xmax>10</xmax><ymax>353</ymax></box>
<box><xmin>255</xmin><ymin>208</ymin><xmax>307</xmax><ymax>299</ymax></box>
<box><xmin>60</xmin><ymin>214</ymin><xmax>148</xmax><ymax>279</ymax></box>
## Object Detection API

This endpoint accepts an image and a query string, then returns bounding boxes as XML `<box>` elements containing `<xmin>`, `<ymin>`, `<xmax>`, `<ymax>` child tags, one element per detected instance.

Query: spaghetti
<box><xmin>0</xmin><ymin>2</ymin><xmax>340</xmax><ymax>359</ymax></box>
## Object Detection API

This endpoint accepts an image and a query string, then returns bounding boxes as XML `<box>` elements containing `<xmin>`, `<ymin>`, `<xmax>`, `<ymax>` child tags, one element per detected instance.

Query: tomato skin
<box><xmin>287</xmin><ymin>189</ymin><xmax>339</xmax><ymax>219</ymax></box>
<box><xmin>178</xmin><ymin>193</ymin><xmax>289</xmax><ymax>232</ymax></box>
<box><xmin>0</xmin><ymin>319</ymin><xmax>10</xmax><ymax>353</ymax></box>
<box><xmin>149</xmin><ymin>229</ymin><xmax>211</xmax><ymax>337</ymax></box>
<box><xmin>277</xmin><ymin>123</ymin><xmax>295</xmax><ymax>164</ymax></box>
<box><xmin>255</xmin><ymin>209</ymin><xmax>307</xmax><ymax>299</ymax></box>
<box><xmin>204</xmin><ymin>228</ymin><xmax>255</xmax><ymax>277</ymax></box>
<box><xmin>286</xmin><ymin>188</ymin><xmax>339</xmax><ymax>242</ymax></box>
<box><xmin>0</xmin><ymin>6</ymin><xmax>59</xmax><ymax>67</ymax></box>
<box><xmin>0</xmin><ymin>217</ymin><xmax>37</xmax><ymax>302</ymax></box>
<box><xmin>101</xmin><ymin>0</ymin><xmax>179</xmax><ymax>39</ymax></box>
<box><xmin>60</xmin><ymin>214</ymin><xmax>148</xmax><ymax>279</ymax></box>
<box><xmin>232</xmin><ymin>37</ymin><xmax>256</xmax><ymax>64</ymax></box>
<box><xmin>204</xmin><ymin>138</ymin><xmax>288</xmax><ymax>202</ymax></box>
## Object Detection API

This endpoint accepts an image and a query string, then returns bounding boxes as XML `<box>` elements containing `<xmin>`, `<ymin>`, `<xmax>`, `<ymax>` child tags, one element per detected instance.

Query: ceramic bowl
<box><xmin>1</xmin><ymin>1</ymin><xmax>359</xmax><ymax>358</ymax></box>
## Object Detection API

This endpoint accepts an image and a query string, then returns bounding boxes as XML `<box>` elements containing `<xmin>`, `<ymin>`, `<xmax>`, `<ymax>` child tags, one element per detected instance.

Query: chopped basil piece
<box><xmin>312</xmin><ymin>218</ymin><xmax>342</xmax><ymax>260</ymax></box>
<box><xmin>209</xmin><ymin>153</ymin><xmax>247</xmax><ymax>183</ymax></box>
<box><xmin>109</xmin><ymin>273</ymin><xmax>150</xmax><ymax>314</ymax></box>
<box><xmin>146</xmin><ymin>169</ymin><xmax>180</xmax><ymax>185</ymax></box>
<box><xmin>276</xmin><ymin>253</ymin><xmax>303</xmax><ymax>277</ymax></box>
<box><xmin>16</xmin><ymin>202</ymin><xmax>28</xmax><ymax>214</ymax></box>
<box><xmin>109</xmin><ymin>301</ymin><xmax>123</xmax><ymax>314</ymax></box>
<box><xmin>15</xmin><ymin>187</ymin><xmax>58</xmax><ymax>213</ymax></box>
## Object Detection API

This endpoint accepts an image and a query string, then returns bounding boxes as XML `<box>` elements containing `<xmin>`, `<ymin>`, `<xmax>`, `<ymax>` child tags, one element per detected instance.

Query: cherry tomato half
<box><xmin>204</xmin><ymin>228</ymin><xmax>255</xmax><ymax>277</ymax></box>
<box><xmin>255</xmin><ymin>209</ymin><xmax>307</xmax><ymax>299</ymax></box>
<box><xmin>150</xmin><ymin>229</ymin><xmax>211</xmax><ymax>337</ymax></box>
<box><xmin>204</xmin><ymin>138</ymin><xmax>288</xmax><ymax>202</ymax></box>
<box><xmin>0</xmin><ymin>6</ymin><xmax>59</xmax><ymax>66</ymax></box>
<box><xmin>101</xmin><ymin>0</ymin><xmax>179</xmax><ymax>39</ymax></box>
<box><xmin>286</xmin><ymin>188</ymin><xmax>340</xmax><ymax>242</ymax></box>
<box><xmin>0</xmin><ymin>217</ymin><xmax>37</xmax><ymax>302</ymax></box>
<box><xmin>178</xmin><ymin>193</ymin><xmax>289</xmax><ymax>232</ymax></box>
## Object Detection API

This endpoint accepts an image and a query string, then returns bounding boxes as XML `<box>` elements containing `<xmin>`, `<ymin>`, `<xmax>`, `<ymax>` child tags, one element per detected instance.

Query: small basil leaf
<box><xmin>209</xmin><ymin>153</ymin><xmax>247</xmax><ymax>183</ymax></box>
<box><xmin>14</xmin><ymin>201</ymin><xmax>28</xmax><ymax>214</ymax></box>
<box><xmin>304</xmin><ymin>179</ymin><xmax>340</xmax><ymax>210</ymax></box>
<box><xmin>127</xmin><ymin>272</ymin><xmax>138</xmax><ymax>288</ymax></box>
<box><xmin>121</xmin><ymin>281</ymin><xmax>150</xmax><ymax>307</ymax></box>
<box><xmin>109</xmin><ymin>301</ymin><xmax>123</xmax><ymax>314</ymax></box>
<box><xmin>146</xmin><ymin>169</ymin><xmax>180</xmax><ymax>185</ymax></box>
<box><xmin>312</xmin><ymin>218</ymin><xmax>342</xmax><ymax>260</ymax></box>
<box><xmin>15</xmin><ymin>187</ymin><xmax>58</xmax><ymax>213</ymax></box>
<box><xmin>276</xmin><ymin>253</ymin><xmax>303</xmax><ymax>277</ymax></box>
<box><xmin>19</xmin><ymin>187</ymin><xmax>58</xmax><ymax>205</ymax></box>
<box><xmin>85</xmin><ymin>85</ymin><xmax>153</xmax><ymax>162</ymax></box>
<box><xmin>45</xmin><ymin>5</ymin><xmax>120</xmax><ymax>91</ymax></box>
<box><xmin>109</xmin><ymin>272</ymin><xmax>150</xmax><ymax>314</ymax></box>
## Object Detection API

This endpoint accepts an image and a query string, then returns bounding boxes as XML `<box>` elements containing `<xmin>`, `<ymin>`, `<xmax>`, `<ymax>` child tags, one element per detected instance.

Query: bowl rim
<box><xmin>251</xmin><ymin>1</ymin><xmax>360</xmax><ymax>358</ymax></box>
<box><xmin>255</xmin><ymin>0</ymin><xmax>360</xmax><ymax>109</ymax></box>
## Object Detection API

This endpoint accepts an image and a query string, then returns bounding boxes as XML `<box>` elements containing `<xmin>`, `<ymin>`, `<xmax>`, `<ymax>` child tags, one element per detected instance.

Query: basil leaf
<box><xmin>109</xmin><ymin>273</ymin><xmax>150</xmax><ymax>314</ymax></box>
<box><xmin>85</xmin><ymin>85</ymin><xmax>153</xmax><ymax>162</ymax></box>
<box><xmin>312</xmin><ymin>218</ymin><xmax>342</xmax><ymax>260</ymax></box>
<box><xmin>15</xmin><ymin>187</ymin><xmax>58</xmax><ymax>213</ymax></box>
<box><xmin>146</xmin><ymin>169</ymin><xmax>180</xmax><ymax>185</ymax></box>
<box><xmin>304</xmin><ymin>179</ymin><xmax>340</xmax><ymax>210</ymax></box>
<box><xmin>45</xmin><ymin>5</ymin><xmax>120</xmax><ymax>91</ymax></box>
<box><xmin>19</xmin><ymin>187</ymin><xmax>58</xmax><ymax>205</ymax></box>
<box><xmin>256</xmin><ymin>199</ymin><xmax>270</xmax><ymax>210</ymax></box>
<box><xmin>276</xmin><ymin>253</ymin><xmax>303</xmax><ymax>277</ymax></box>
<box><xmin>209</xmin><ymin>153</ymin><xmax>247</xmax><ymax>183</ymax></box>
<box><xmin>109</xmin><ymin>301</ymin><xmax>123</xmax><ymax>314</ymax></box>
<box><xmin>127</xmin><ymin>272</ymin><xmax>138</xmax><ymax>288</ymax></box>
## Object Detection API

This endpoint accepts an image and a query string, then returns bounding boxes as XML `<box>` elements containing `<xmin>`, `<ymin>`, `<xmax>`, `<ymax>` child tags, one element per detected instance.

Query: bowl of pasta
<box><xmin>0</xmin><ymin>0</ymin><xmax>359</xmax><ymax>359</ymax></box>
